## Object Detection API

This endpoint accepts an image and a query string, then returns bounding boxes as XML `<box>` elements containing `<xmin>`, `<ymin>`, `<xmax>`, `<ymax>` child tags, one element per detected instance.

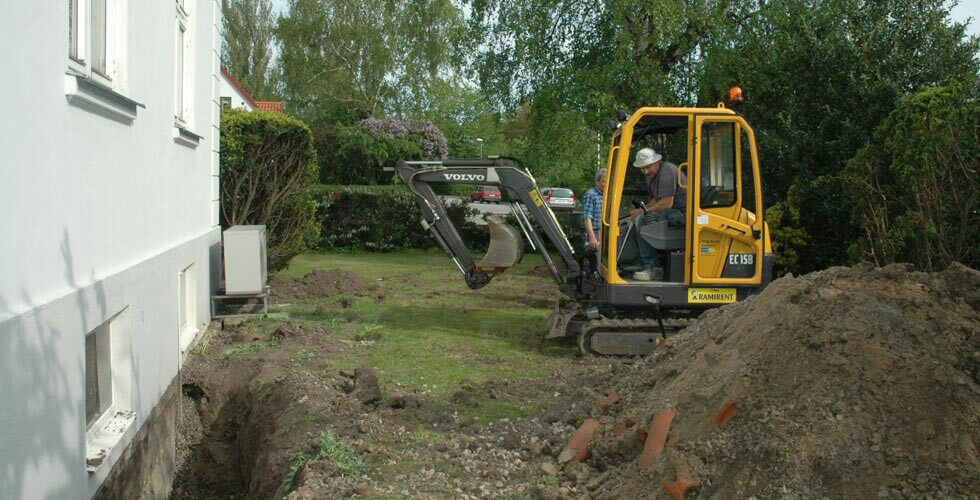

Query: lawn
<box><xmin>272</xmin><ymin>249</ymin><xmax>574</xmax><ymax>399</ymax></box>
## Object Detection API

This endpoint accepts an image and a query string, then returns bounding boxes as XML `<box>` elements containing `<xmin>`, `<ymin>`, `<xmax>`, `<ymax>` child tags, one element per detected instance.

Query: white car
<box><xmin>540</xmin><ymin>187</ymin><xmax>576</xmax><ymax>209</ymax></box>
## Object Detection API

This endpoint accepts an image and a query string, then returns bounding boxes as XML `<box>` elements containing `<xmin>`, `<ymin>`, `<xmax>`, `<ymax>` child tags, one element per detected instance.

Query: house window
<box><xmin>85</xmin><ymin>323</ymin><xmax>112</xmax><ymax>427</ymax></box>
<box><xmin>178</xmin><ymin>264</ymin><xmax>198</xmax><ymax>351</ymax></box>
<box><xmin>68</xmin><ymin>0</ymin><xmax>81</xmax><ymax>60</ymax></box>
<box><xmin>91</xmin><ymin>0</ymin><xmax>108</xmax><ymax>77</ymax></box>
<box><xmin>220</xmin><ymin>96</ymin><xmax>231</xmax><ymax>110</ymax></box>
<box><xmin>68</xmin><ymin>0</ymin><xmax>126</xmax><ymax>87</ymax></box>
<box><xmin>175</xmin><ymin>1</ymin><xmax>193</xmax><ymax>125</ymax></box>
<box><xmin>84</xmin><ymin>309</ymin><xmax>135</xmax><ymax>472</ymax></box>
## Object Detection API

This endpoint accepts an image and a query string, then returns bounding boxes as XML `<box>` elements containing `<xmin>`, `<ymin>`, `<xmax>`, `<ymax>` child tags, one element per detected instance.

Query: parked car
<box><xmin>471</xmin><ymin>185</ymin><xmax>502</xmax><ymax>203</ymax></box>
<box><xmin>540</xmin><ymin>187</ymin><xmax>576</xmax><ymax>209</ymax></box>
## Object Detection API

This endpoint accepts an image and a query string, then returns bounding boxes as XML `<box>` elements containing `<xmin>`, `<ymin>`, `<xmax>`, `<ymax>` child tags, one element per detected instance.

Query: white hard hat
<box><xmin>633</xmin><ymin>148</ymin><xmax>663</xmax><ymax>168</ymax></box>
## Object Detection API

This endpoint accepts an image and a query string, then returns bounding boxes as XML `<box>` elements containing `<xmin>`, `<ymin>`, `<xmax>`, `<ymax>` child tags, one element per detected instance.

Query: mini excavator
<box><xmin>398</xmin><ymin>92</ymin><xmax>774</xmax><ymax>356</ymax></box>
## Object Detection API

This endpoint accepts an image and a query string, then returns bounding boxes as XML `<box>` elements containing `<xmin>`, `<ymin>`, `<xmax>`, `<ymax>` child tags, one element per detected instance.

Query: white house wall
<box><xmin>0</xmin><ymin>0</ymin><xmax>221</xmax><ymax>498</ymax></box>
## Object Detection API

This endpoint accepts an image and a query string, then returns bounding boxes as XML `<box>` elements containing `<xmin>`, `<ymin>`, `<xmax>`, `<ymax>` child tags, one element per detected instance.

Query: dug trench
<box><xmin>170</xmin><ymin>263</ymin><xmax>980</xmax><ymax>498</ymax></box>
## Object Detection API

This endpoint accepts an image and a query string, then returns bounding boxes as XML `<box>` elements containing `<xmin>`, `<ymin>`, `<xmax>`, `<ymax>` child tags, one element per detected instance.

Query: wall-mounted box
<box><xmin>223</xmin><ymin>225</ymin><xmax>267</xmax><ymax>295</ymax></box>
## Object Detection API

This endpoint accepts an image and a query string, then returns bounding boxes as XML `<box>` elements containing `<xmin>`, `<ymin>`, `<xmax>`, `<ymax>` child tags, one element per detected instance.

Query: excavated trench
<box><xmin>172</xmin><ymin>365</ymin><xmax>297</xmax><ymax>499</ymax></box>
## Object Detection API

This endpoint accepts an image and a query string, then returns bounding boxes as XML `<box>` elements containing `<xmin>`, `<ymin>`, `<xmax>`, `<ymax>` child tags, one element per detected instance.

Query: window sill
<box><xmin>173</xmin><ymin>125</ymin><xmax>203</xmax><ymax>148</ymax></box>
<box><xmin>86</xmin><ymin>410</ymin><xmax>136</xmax><ymax>473</ymax></box>
<box><xmin>178</xmin><ymin>325</ymin><xmax>200</xmax><ymax>353</ymax></box>
<box><xmin>65</xmin><ymin>74</ymin><xmax>144</xmax><ymax>124</ymax></box>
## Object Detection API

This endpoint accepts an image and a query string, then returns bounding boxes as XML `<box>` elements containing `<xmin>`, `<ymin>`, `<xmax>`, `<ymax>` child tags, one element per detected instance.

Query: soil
<box><xmin>172</xmin><ymin>262</ymin><xmax>979</xmax><ymax>499</ymax></box>
<box><xmin>269</xmin><ymin>269</ymin><xmax>381</xmax><ymax>303</ymax></box>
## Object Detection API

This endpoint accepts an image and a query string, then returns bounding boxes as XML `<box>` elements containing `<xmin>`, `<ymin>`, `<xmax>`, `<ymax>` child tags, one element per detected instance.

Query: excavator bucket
<box><xmin>477</xmin><ymin>215</ymin><xmax>524</xmax><ymax>270</ymax></box>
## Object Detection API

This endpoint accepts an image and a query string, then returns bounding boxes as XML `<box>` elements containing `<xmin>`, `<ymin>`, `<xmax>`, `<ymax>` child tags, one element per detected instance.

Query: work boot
<box><xmin>632</xmin><ymin>267</ymin><xmax>663</xmax><ymax>281</ymax></box>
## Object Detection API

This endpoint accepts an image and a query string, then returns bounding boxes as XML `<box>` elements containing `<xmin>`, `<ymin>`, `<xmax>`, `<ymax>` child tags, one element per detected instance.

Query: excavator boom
<box><xmin>397</xmin><ymin>157</ymin><xmax>581</xmax><ymax>289</ymax></box>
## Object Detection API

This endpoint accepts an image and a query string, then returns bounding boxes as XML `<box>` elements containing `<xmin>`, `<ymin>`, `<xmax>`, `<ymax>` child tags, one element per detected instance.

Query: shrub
<box><xmin>314</xmin><ymin>185</ymin><xmax>485</xmax><ymax>251</ymax></box>
<box><xmin>320</xmin><ymin>118</ymin><xmax>449</xmax><ymax>185</ymax></box>
<box><xmin>220</xmin><ymin>110</ymin><xmax>320</xmax><ymax>271</ymax></box>
<box><xmin>845</xmin><ymin>82</ymin><xmax>979</xmax><ymax>271</ymax></box>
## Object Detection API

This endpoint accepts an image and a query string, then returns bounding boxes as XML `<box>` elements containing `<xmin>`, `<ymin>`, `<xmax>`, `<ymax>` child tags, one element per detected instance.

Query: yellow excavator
<box><xmin>397</xmin><ymin>91</ymin><xmax>774</xmax><ymax>356</ymax></box>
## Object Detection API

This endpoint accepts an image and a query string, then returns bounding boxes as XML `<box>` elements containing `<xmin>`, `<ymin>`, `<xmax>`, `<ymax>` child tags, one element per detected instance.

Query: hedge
<box><xmin>313</xmin><ymin>184</ymin><xmax>584</xmax><ymax>256</ymax></box>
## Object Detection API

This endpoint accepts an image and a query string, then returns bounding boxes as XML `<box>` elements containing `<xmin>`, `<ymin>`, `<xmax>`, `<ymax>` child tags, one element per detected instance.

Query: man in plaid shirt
<box><xmin>581</xmin><ymin>168</ymin><xmax>606</xmax><ymax>272</ymax></box>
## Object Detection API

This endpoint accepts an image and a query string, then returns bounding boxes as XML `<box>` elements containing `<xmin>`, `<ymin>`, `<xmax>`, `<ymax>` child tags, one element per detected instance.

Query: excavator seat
<box><xmin>477</xmin><ymin>215</ymin><xmax>524</xmax><ymax>270</ymax></box>
<box><xmin>637</xmin><ymin>220</ymin><xmax>685</xmax><ymax>250</ymax></box>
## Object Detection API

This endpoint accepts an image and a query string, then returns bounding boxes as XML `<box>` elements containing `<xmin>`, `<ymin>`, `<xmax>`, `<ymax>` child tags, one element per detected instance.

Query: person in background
<box><xmin>629</xmin><ymin>148</ymin><xmax>687</xmax><ymax>281</ymax></box>
<box><xmin>582</xmin><ymin>168</ymin><xmax>606</xmax><ymax>272</ymax></box>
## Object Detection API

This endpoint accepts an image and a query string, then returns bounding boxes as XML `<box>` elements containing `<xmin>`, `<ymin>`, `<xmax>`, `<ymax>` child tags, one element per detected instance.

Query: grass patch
<box><xmin>271</xmin><ymin>250</ymin><xmax>573</xmax><ymax>403</ymax></box>
<box><xmin>288</xmin><ymin>349</ymin><xmax>319</xmax><ymax>366</ymax></box>
<box><xmin>458</xmin><ymin>400</ymin><xmax>536</xmax><ymax>422</ymax></box>
<box><xmin>280</xmin><ymin>431</ymin><xmax>367</xmax><ymax>496</ymax></box>
<box><xmin>223</xmin><ymin>339</ymin><xmax>279</xmax><ymax>359</ymax></box>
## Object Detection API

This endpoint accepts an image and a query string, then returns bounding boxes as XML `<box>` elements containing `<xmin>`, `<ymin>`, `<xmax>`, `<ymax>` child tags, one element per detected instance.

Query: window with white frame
<box><xmin>68</xmin><ymin>0</ymin><xmax>122</xmax><ymax>86</ymax></box>
<box><xmin>84</xmin><ymin>309</ymin><xmax>135</xmax><ymax>472</ymax></box>
<box><xmin>85</xmin><ymin>323</ymin><xmax>112</xmax><ymax>427</ymax></box>
<box><xmin>175</xmin><ymin>0</ymin><xmax>193</xmax><ymax>125</ymax></box>
<box><xmin>178</xmin><ymin>263</ymin><xmax>198</xmax><ymax>351</ymax></box>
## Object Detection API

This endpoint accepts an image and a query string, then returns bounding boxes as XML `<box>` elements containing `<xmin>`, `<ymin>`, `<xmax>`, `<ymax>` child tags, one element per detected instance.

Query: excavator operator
<box><xmin>628</xmin><ymin>148</ymin><xmax>687</xmax><ymax>281</ymax></box>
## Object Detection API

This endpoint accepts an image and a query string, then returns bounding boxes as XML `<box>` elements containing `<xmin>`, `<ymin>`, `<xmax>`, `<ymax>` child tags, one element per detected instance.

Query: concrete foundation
<box><xmin>93</xmin><ymin>376</ymin><xmax>180</xmax><ymax>499</ymax></box>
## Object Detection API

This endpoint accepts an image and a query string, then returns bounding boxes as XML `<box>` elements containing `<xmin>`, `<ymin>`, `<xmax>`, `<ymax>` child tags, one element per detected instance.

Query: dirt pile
<box><xmin>269</xmin><ymin>269</ymin><xmax>379</xmax><ymax>302</ymax></box>
<box><xmin>572</xmin><ymin>262</ymin><xmax>979</xmax><ymax>498</ymax></box>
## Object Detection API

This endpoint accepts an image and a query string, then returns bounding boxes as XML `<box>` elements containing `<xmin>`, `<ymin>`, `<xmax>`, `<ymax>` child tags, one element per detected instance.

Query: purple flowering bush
<box><xmin>323</xmin><ymin>117</ymin><xmax>448</xmax><ymax>185</ymax></box>
<box><xmin>358</xmin><ymin>117</ymin><xmax>449</xmax><ymax>160</ymax></box>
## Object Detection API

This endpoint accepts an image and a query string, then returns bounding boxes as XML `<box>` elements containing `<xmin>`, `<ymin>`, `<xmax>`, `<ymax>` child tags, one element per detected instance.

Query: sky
<box><xmin>950</xmin><ymin>0</ymin><xmax>979</xmax><ymax>38</ymax></box>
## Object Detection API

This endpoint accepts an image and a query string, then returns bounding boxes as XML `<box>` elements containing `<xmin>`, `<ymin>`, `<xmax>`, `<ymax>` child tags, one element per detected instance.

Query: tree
<box><xmin>845</xmin><ymin>82</ymin><xmax>979</xmax><ymax>271</ymax></box>
<box><xmin>220</xmin><ymin>110</ymin><xmax>320</xmax><ymax>270</ymax></box>
<box><xmin>466</xmin><ymin>0</ymin><xmax>741</xmax><ymax>195</ymax></box>
<box><xmin>222</xmin><ymin>0</ymin><xmax>279</xmax><ymax>99</ymax></box>
<box><xmin>276</xmin><ymin>0</ymin><xmax>466</xmax><ymax>122</ymax></box>
<box><xmin>469</xmin><ymin>0</ymin><xmax>739</xmax><ymax>114</ymax></box>
<box><xmin>698</xmin><ymin>0</ymin><xmax>979</xmax><ymax>273</ymax></box>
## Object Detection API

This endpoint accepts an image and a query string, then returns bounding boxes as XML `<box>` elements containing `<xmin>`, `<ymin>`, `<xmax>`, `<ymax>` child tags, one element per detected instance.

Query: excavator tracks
<box><xmin>578</xmin><ymin>318</ymin><xmax>691</xmax><ymax>357</ymax></box>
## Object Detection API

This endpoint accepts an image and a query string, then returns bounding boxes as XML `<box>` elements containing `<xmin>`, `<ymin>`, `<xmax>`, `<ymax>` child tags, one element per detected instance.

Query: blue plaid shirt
<box><xmin>581</xmin><ymin>186</ymin><xmax>603</xmax><ymax>247</ymax></box>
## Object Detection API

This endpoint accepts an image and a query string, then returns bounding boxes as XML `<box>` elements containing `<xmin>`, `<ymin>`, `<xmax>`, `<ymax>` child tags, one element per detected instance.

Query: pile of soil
<box><xmin>269</xmin><ymin>269</ymin><xmax>379</xmax><ymax>302</ymax></box>
<box><xmin>571</xmin><ymin>262</ymin><xmax>980</xmax><ymax>498</ymax></box>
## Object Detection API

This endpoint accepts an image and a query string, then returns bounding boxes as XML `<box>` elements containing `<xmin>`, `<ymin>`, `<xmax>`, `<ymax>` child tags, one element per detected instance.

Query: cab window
<box><xmin>699</xmin><ymin>122</ymin><xmax>737</xmax><ymax>208</ymax></box>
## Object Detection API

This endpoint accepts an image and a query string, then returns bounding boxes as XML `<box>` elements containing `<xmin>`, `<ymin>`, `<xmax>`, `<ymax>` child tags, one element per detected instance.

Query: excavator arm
<box><xmin>397</xmin><ymin>157</ymin><xmax>580</xmax><ymax>289</ymax></box>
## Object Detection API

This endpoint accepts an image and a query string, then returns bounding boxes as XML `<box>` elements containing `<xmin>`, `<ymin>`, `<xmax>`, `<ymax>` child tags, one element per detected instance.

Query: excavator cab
<box><xmin>599</xmin><ymin>106</ymin><xmax>772</xmax><ymax>291</ymax></box>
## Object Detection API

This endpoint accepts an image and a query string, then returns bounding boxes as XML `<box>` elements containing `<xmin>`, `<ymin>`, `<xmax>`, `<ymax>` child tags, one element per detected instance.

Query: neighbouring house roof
<box><xmin>220</xmin><ymin>66</ymin><xmax>258</xmax><ymax>109</ymax></box>
<box><xmin>255</xmin><ymin>101</ymin><xmax>284</xmax><ymax>113</ymax></box>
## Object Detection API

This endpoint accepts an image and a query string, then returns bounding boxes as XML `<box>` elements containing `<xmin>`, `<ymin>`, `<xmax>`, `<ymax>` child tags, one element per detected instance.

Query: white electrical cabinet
<box><xmin>223</xmin><ymin>225</ymin><xmax>268</xmax><ymax>295</ymax></box>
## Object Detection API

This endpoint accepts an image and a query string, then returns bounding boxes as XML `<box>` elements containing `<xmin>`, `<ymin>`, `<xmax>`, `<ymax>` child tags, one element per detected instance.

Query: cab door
<box><xmin>690</xmin><ymin>116</ymin><xmax>765</xmax><ymax>284</ymax></box>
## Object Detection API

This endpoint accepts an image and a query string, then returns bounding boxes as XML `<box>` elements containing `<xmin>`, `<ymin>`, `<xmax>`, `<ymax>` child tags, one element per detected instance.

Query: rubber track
<box><xmin>579</xmin><ymin>317</ymin><xmax>691</xmax><ymax>358</ymax></box>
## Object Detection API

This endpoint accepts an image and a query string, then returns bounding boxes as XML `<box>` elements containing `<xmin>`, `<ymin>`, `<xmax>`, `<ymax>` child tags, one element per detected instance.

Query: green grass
<box><xmin>279</xmin><ymin>431</ymin><xmax>367</xmax><ymax>495</ymax></box>
<box><xmin>223</xmin><ymin>339</ymin><xmax>279</xmax><ymax>359</ymax></box>
<box><xmin>274</xmin><ymin>250</ymin><xmax>572</xmax><ymax>399</ymax></box>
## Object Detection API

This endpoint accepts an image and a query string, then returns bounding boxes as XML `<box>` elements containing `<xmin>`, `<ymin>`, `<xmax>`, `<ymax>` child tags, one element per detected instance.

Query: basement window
<box><xmin>178</xmin><ymin>263</ymin><xmax>199</xmax><ymax>352</ymax></box>
<box><xmin>85</xmin><ymin>308</ymin><xmax>135</xmax><ymax>473</ymax></box>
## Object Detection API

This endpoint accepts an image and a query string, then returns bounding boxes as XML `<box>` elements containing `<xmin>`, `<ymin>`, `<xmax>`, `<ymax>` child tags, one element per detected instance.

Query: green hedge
<box><xmin>313</xmin><ymin>185</ymin><xmax>584</xmax><ymax>256</ymax></box>
<box><xmin>313</xmin><ymin>185</ymin><xmax>489</xmax><ymax>252</ymax></box>
<box><xmin>220</xmin><ymin>110</ymin><xmax>319</xmax><ymax>271</ymax></box>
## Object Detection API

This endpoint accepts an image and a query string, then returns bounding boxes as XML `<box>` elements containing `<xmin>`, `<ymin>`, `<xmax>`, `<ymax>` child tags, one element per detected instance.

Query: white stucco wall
<box><xmin>219</xmin><ymin>70</ymin><xmax>257</xmax><ymax>111</ymax></box>
<box><xmin>0</xmin><ymin>1</ymin><xmax>222</xmax><ymax>498</ymax></box>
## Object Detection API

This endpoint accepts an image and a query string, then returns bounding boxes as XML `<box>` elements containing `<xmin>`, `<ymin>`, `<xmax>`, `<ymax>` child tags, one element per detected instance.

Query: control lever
<box><xmin>631</xmin><ymin>199</ymin><xmax>649</xmax><ymax>214</ymax></box>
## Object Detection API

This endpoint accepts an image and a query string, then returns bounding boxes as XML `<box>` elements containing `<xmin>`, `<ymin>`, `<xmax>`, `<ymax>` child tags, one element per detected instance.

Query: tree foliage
<box><xmin>698</xmin><ymin>0</ymin><xmax>979</xmax><ymax>272</ymax></box>
<box><xmin>276</xmin><ymin>0</ymin><xmax>465</xmax><ymax>122</ymax></box>
<box><xmin>320</xmin><ymin>118</ymin><xmax>448</xmax><ymax>185</ymax></box>
<box><xmin>222</xmin><ymin>0</ymin><xmax>279</xmax><ymax>99</ymax></box>
<box><xmin>845</xmin><ymin>82</ymin><xmax>979</xmax><ymax>271</ymax></box>
<box><xmin>220</xmin><ymin>110</ymin><xmax>320</xmax><ymax>270</ymax></box>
